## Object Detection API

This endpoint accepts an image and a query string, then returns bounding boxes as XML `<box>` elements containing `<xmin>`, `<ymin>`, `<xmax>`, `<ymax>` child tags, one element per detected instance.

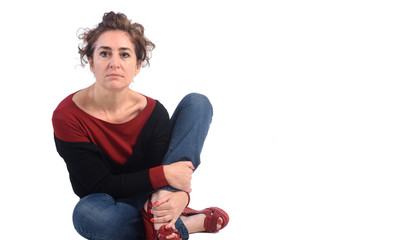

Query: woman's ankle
<box><xmin>180</xmin><ymin>211</ymin><xmax>224</xmax><ymax>234</ymax></box>
<box><xmin>180</xmin><ymin>214</ymin><xmax>206</xmax><ymax>234</ymax></box>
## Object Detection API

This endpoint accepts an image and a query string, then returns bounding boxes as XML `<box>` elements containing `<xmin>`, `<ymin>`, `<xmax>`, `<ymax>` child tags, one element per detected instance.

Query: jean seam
<box><xmin>167</xmin><ymin>123</ymin><xmax>178</xmax><ymax>155</ymax></box>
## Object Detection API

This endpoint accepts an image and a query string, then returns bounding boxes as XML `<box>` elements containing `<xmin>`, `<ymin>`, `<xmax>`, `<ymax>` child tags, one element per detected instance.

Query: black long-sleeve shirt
<box><xmin>52</xmin><ymin>93</ymin><xmax>170</xmax><ymax>198</ymax></box>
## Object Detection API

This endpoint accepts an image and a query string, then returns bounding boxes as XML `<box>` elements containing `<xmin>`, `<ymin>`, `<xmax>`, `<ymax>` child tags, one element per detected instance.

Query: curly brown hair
<box><xmin>78</xmin><ymin>11</ymin><xmax>155</xmax><ymax>67</ymax></box>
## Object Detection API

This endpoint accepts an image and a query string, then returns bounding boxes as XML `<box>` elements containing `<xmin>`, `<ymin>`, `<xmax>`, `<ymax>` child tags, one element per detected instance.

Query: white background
<box><xmin>1</xmin><ymin>0</ymin><xmax>405</xmax><ymax>239</ymax></box>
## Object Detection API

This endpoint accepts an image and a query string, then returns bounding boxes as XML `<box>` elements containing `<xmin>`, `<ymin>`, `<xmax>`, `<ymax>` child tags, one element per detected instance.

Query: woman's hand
<box><xmin>164</xmin><ymin>161</ymin><xmax>194</xmax><ymax>193</ymax></box>
<box><xmin>151</xmin><ymin>191</ymin><xmax>189</xmax><ymax>230</ymax></box>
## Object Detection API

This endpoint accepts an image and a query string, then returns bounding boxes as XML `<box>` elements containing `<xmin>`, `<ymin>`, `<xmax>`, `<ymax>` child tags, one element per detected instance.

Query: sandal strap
<box><xmin>158</xmin><ymin>226</ymin><xmax>182</xmax><ymax>240</ymax></box>
<box><xmin>145</xmin><ymin>199</ymin><xmax>153</xmax><ymax>221</ymax></box>
<box><xmin>142</xmin><ymin>212</ymin><xmax>156</xmax><ymax>240</ymax></box>
<box><xmin>142</xmin><ymin>198</ymin><xmax>157</xmax><ymax>240</ymax></box>
<box><xmin>204</xmin><ymin>210</ymin><xmax>221</xmax><ymax>232</ymax></box>
<box><xmin>202</xmin><ymin>207</ymin><xmax>230</xmax><ymax>233</ymax></box>
<box><xmin>182</xmin><ymin>206</ymin><xmax>199</xmax><ymax>215</ymax></box>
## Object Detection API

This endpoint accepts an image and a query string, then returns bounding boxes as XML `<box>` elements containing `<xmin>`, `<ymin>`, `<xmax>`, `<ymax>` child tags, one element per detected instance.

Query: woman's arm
<box><xmin>54</xmin><ymin>137</ymin><xmax>166</xmax><ymax>198</ymax></box>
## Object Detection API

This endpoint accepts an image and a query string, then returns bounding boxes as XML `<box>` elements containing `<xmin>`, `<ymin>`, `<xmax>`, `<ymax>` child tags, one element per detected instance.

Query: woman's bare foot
<box><xmin>180</xmin><ymin>214</ymin><xmax>223</xmax><ymax>234</ymax></box>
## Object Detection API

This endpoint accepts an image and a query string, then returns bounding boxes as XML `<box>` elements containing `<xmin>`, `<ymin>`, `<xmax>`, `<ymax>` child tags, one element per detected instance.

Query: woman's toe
<box><xmin>217</xmin><ymin>217</ymin><xmax>223</xmax><ymax>230</ymax></box>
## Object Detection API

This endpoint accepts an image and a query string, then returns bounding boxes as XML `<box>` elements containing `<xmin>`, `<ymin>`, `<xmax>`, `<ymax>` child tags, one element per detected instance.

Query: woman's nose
<box><xmin>109</xmin><ymin>55</ymin><xmax>120</xmax><ymax>69</ymax></box>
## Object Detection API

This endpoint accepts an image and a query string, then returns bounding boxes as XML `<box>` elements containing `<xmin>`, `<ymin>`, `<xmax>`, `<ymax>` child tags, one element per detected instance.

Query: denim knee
<box><xmin>181</xmin><ymin>93</ymin><xmax>213</xmax><ymax>118</ymax></box>
<box><xmin>73</xmin><ymin>193</ymin><xmax>145</xmax><ymax>240</ymax></box>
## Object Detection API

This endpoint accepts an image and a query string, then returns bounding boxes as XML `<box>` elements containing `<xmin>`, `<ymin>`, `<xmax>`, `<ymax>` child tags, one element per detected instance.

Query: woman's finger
<box><xmin>166</xmin><ymin>218</ymin><xmax>177</xmax><ymax>230</ymax></box>
<box><xmin>154</xmin><ymin>199</ymin><xmax>174</xmax><ymax>211</ymax></box>
<box><xmin>183</xmin><ymin>161</ymin><xmax>195</xmax><ymax>170</ymax></box>
<box><xmin>153</xmin><ymin>194</ymin><xmax>172</xmax><ymax>208</ymax></box>
<box><xmin>151</xmin><ymin>209</ymin><xmax>171</xmax><ymax>217</ymax></box>
<box><xmin>153</xmin><ymin>215</ymin><xmax>173</xmax><ymax>224</ymax></box>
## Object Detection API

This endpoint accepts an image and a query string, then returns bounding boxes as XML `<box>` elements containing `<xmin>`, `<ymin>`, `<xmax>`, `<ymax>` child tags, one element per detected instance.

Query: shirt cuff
<box><xmin>149</xmin><ymin>166</ymin><xmax>169</xmax><ymax>189</ymax></box>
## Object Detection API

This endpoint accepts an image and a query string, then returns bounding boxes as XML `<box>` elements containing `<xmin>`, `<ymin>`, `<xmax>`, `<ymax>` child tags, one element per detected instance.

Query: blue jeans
<box><xmin>72</xmin><ymin>93</ymin><xmax>213</xmax><ymax>240</ymax></box>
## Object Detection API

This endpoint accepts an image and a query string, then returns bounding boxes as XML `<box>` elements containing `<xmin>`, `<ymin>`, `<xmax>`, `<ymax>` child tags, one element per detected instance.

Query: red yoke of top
<box><xmin>53</xmin><ymin>93</ymin><xmax>156</xmax><ymax>165</ymax></box>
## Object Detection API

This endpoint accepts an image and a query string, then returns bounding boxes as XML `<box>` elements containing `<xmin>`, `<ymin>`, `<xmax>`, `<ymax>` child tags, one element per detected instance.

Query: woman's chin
<box><xmin>101</xmin><ymin>81</ymin><xmax>131</xmax><ymax>91</ymax></box>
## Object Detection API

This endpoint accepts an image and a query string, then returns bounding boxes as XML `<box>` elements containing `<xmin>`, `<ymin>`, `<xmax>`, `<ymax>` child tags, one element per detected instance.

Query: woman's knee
<box><xmin>72</xmin><ymin>193</ymin><xmax>145</xmax><ymax>239</ymax></box>
<box><xmin>181</xmin><ymin>93</ymin><xmax>213</xmax><ymax>118</ymax></box>
<box><xmin>73</xmin><ymin>193</ymin><xmax>114</xmax><ymax>222</ymax></box>
<box><xmin>73</xmin><ymin>194</ymin><xmax>113</xmax><ymax>233</ymax></box>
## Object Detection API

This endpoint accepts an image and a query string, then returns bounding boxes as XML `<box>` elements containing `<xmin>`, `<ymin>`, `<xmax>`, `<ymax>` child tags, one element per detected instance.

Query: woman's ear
<box><xmin>89</xmin><ymin>57</ymin><xmax>95</xmax><ymax>74</ymax></box>
<box><xmin>134</xmin><ymin>60</ymin><xmax>142</xmax><ymax>76</ymax></box>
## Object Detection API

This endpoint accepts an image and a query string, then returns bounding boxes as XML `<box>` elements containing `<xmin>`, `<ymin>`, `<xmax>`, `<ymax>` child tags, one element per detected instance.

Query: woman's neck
<box><xmin>89</xmin><ymin>83</ymin><xmax>130</xmax><ymax>113</ymax></box>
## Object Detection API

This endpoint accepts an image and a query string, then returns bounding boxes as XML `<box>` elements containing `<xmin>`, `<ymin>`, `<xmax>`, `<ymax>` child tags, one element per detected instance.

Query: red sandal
<box><xmin>182</xmin><ymin>206</ymin><xmax>229</xmax><ymax>233</ymax></box>
<box><xmin>142</xmin><ymin>199</ymin><xmax>182</xmax><ymax>240</ymax></box>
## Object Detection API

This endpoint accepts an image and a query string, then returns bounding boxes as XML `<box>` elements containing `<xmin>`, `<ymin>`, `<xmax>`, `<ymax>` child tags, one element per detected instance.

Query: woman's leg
<box><xmin>163</xmin><ymin>92</ymin><xmax>213</xmax><ymax>171</ymax></box>
<box><xmin>73</xmin><ymin>193</ymin><xmax>146</xmax><ymax>240</ymax></box>
<box><xmin>149</xmin><ymin>93</ymin><xmax>213</xmax><ymax>239</ymax></box>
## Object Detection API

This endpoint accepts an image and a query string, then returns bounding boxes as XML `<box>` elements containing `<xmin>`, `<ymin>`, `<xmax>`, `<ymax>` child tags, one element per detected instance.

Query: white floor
<box><xmin>2</xmin><ymin>1</ymin><xmax>405</xmax><ymax>239</ymax></box>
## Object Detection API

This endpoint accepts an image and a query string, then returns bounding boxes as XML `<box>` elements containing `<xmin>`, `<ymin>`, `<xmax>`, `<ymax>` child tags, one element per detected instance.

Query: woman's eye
<box><xmin>121</xmin><ymin>52</ymin><xmax>130</xmax><ymax>58</ymax></box>
<box><xmin>100</xmin><ymin>51</ymin><xmax>109</xmax><ymax>57</ymax></box>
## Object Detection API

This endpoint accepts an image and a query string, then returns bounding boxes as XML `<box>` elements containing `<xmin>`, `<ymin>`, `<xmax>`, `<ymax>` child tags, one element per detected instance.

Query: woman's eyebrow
<box><xmin>97</xmin><ymin>46</ymin><xmax>133</xmax><ymax>52</ymax></box>
<box><xmin>97</xmin><ymin>46</ymin><xmax>112</xmax><ymax>51</ymax></box>
<box><xmin>119</xmin><ymin>47</ymin><xmax>133</xmax><ymax>52</ymax></box>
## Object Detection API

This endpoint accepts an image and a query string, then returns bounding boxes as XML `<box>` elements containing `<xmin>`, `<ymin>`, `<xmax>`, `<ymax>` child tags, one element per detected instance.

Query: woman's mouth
<box><xmin>107</xmin><ymin>74</ymin><xmax>123</xmax><ymax>78</ymax></box>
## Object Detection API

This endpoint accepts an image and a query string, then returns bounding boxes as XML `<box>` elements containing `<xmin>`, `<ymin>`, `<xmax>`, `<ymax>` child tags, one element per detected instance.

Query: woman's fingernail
<box><xmin>168</xmin><ymin>233</ymin><xmax>178</xmax><ymax>238</ymax></box>
<box><xmin>218</xmin><ymin>218</ymin><xmax>223</xmax><ymax>224</ymax></box>
<box><xmin>153</xmin><ymin>201</ymin><xmax>159</xmax><ymax>206</ymax></box>
<box><xmin>151</xmin><ymin>218</ymin><xmax>155</xmax><ymax>223</ymax></box>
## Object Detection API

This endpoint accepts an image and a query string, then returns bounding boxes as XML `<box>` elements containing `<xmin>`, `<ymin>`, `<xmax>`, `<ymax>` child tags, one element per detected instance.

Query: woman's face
<box><xmin>89</xmin><ymin>30</ymin><xmax>141</xmax><ymax>90</ymax></box>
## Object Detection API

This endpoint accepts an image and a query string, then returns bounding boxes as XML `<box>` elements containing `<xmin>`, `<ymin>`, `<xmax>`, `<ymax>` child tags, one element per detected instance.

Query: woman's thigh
<box><xmin>72</xmin><ymin>193</ymin><xmax>146</xmax><ymax>240</ymax></box>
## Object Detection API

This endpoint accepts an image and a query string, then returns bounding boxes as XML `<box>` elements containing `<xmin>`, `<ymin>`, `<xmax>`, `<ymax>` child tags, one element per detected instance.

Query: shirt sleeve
<box><xmin>144</xmin><ymin>101</ymin><xmax>171</xmax><ymax>189</ymax></box>
<box><xmin>149</xmin><ymin>166</ymin><xmax>169</xmax><ymax>189</ymax></box>
<box><xmin>52</xmin><ymin>108</ymin><xmax>90</xmax><ymax>143</ymax></box>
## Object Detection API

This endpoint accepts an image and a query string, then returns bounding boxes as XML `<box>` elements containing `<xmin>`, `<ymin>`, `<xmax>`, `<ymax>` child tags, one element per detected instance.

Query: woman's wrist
<box><xmin>162</xmin><ymin>162</ymin><xmax>193</xmax><ymax>192</ymax></box>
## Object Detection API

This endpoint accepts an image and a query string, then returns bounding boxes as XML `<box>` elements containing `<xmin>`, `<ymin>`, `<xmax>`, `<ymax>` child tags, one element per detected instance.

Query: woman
<box><xmin>52</xmin><ymin>11</ymin><xmax>229</xmax><ymax>240</ymax></box>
